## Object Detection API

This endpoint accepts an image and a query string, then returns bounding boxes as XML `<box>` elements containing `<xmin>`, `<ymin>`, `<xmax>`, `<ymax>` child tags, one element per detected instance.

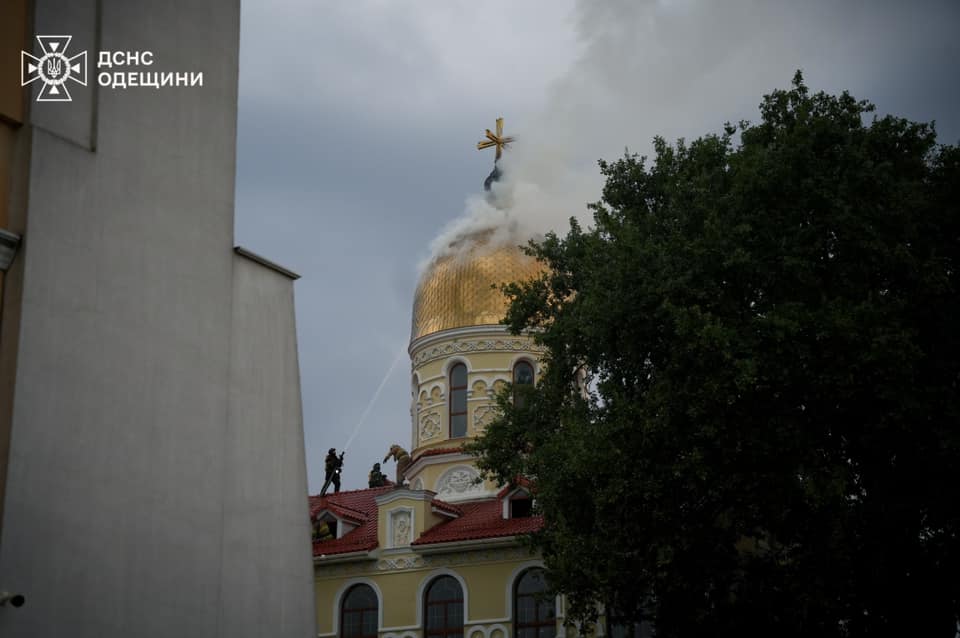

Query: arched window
<box><xmin>513</xmin><ymin>361</ymin><xmax>535</xmax><ymax>386</ymax></box>
<box><xmin>425</xmin><ymin>575</ymin><xmax>464</xmax><ymax>638</ymax></box>
<box><xmin>514</xmin><ymin>568</ymin><xmax>555</xmax><ymax>638</ymax></box>
<box><xmin>341</xmin><ymin>584</ymin><xmax>378</xmax><ymax>638</ymax></box>
<box><xmin>449</xmin><ymin>363</ymin><xmax>467</xmax><ymax>438</ymax></box>
<box><xmin>513</xmin><ymin>361</ymin><xmax>535</xmax><ymax>407</ymax></box>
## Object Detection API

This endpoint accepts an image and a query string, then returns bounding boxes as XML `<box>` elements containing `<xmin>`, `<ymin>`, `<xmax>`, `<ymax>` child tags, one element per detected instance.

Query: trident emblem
<box><xmin>21</xmin><ymin>35</ymin><xmax>88</xmax><ymax>102</ymax></box>
<box><xmin>46</xmin><ymin>58</ymin><xmax>62</xmax><ymax>79</ymax></box>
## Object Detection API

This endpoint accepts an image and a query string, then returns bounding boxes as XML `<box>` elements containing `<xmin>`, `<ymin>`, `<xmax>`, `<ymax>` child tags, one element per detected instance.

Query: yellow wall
<box><xmin>375</xmin><ymin>491</ymin><xmax>447</xmax><ymax>548</ymax></box>
<box><xmin>315</xmin><ymin>550</ymin><xmax>549</xmax><ymax>638</ymax></box>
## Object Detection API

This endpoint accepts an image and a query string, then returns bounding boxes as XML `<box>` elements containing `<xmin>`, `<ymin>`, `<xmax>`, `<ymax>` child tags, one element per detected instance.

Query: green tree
<box><xmin>466</xmin><ymin>73</ymin><xmax>960</xmax><ymax>637</ymax></box>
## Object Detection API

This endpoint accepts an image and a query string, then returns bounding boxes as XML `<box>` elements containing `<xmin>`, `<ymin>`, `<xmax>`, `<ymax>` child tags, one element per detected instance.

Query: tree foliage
<box><xmin>466</xmin><ymin>73</ymin><xmax>960</xmax><ymax>637</ymax></box>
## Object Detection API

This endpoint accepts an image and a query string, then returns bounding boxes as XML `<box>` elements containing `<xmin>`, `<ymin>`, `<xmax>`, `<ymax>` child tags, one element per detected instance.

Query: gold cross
<box><xmin>476</xmin><ymin>117</ymin><xmax>514</xmax><ymax>161</ymax></box>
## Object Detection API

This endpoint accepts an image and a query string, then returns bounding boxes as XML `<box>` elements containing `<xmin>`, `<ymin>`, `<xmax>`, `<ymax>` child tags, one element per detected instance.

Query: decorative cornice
<box><xmin>313</xmin><ymin>545</ymin><xmax>536</xmax><ymax>577</ymax></box>
<box><xmin>375</xmin><ymin>488</ymin><xmax>437</xmax><ymax>507</ymax></box>
<box><xmin>410</xmin><ymin>324</ymin><xmax>545</xmax><ymax>359</ymax></box>
<box><xmin>377</xmin><ymin>555</ymin><xmax>425</xmax><ymax>571</ymax></box>
<box><xmin>410</xmin><ymin>323</ymin><xmax>512</xmax><ymax>356</ymax></box>
<box><xmin>412</xmin><ymin>335</ymin><xmax>547</xmax><ymax>368</ymax></box>
<box><xmin>313</xmin><ymin>550</ymin><xmax>373</xmax><ymax>564</ymax></box>
<box><xmin>406</xmin><ymin>452</ymin><xmax>474</xmax><ymax>479</ymax></box>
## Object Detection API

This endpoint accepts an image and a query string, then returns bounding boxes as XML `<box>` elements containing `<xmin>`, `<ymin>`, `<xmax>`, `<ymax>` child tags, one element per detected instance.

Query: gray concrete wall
<box><xmin>223</xmin><ymin>253</ymin><xmax>316</xmax><ymax>638</ymax></box>
<box><xmin>0</xmin><ymin>1</ymin><xmax>314</xmax><ymax>636</ymax></box>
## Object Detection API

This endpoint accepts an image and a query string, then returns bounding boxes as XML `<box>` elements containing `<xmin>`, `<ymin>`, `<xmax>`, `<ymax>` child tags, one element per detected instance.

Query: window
<box><xmin>502</xmin><ymin>487</ymin><xmax>534</xmax><ymax>520</ymax></box>
<box><xmin>514</xmin><ymin>569</ymin><xmax>555</xmax><ymax>638</ymax></box>
<box><xmin>341</xmin><ymin>584</ymin><xmax>378</xmax><ymax>638</ymax></box>
<box><xmin>513</xmin><ymin>361</ymin><xmax>535</xmax><ymax>386</ymax></box>
<box><xmin>314</xmin><ymin>514</ymin><xmax>338</xmax><ymax>541</ymax></box>
<box><xmin>513</xmin><ymin>361</ymin><xmax>534</xmax><ymax>407</ymax></box>
<box><xmin>510</xmin><ymin>495</ymin><xmax>533</xmax><ymax>518</ymax></box>
<box><xmin>425</xmin><ymin>576</ymin><xmax>464</xmax><ymax>638</ymax></box>
<box><xmin>449</xmin><ymin>363</ymin><xmax>467</xmax><ymax>438</ymax></box>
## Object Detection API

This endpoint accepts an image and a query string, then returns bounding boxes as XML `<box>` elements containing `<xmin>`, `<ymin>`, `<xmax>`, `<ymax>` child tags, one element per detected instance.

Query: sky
<box><xmin>233</xmin><ymin>0</ymin><xmax>960</xmax><ymax>493</ymax></box>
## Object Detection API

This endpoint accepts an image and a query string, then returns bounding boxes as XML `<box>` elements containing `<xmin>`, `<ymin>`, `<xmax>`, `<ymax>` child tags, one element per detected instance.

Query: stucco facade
<box><xmin>0</xmin><ymin>2</ymin><xmax>315</xmax><ymax>636</ymax></box>
<box><xmin>315</xmin><ymin>551</ymin><xmax>553</xmax><ymax>638</ymax></box>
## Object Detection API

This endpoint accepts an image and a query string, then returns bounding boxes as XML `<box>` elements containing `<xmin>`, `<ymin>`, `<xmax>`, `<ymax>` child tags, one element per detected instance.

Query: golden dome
<box><xmin>411</xmin><ymin>231</ymin><xmax>545</xmax><ymax>342</ymax></box>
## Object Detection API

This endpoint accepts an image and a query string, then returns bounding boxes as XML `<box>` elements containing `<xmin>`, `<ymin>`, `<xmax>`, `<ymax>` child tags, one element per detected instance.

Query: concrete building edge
<box><xmin>0</xmin><ymin>0</ymin><xmax>35</xmax><ymax>550</ymax></box>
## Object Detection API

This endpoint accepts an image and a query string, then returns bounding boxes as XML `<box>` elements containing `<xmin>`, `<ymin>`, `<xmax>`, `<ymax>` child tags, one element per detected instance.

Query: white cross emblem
<box><xmin>21</xmin><ymin>35</ymin><xmax>88</xmax><ymax>102</ymax></box>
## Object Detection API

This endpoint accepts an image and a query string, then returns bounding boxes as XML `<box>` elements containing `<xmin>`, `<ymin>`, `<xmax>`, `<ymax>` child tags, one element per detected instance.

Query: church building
<box><xmin>310</xmin><ymin>127</ymin><xmax>566</xmax><ymax>637</ymax></box>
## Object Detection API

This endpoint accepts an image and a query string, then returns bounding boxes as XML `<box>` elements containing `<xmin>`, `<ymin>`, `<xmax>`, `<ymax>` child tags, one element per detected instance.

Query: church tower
<box><xmin>404</xmin><ymin>114</ymin><xmax>544</xmax><ymax>500</ymax></box>
<box><xmin>311</xmin><ymin>119</ymin><xmax>560</xmax><ymax>638</ymax></box>
<box><xmin>405</xmin><ymin>231</ymin><xmax>545</xmax><ymax>500</ymax></box>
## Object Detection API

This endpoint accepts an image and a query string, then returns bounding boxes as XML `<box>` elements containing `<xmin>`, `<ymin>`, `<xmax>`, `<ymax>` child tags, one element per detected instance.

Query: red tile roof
<box><xmin>311</xmin><ymin>486</ymin><xmax>543</xmax><ymax>557</ymax></box>
<box><xmin>310</xmin><ymin>485</ymin><xmax>393</xmax><ymax>556</ymax></box>
<box><xmin>413</xmin><ymin>499</ymin><xmax>543</xmax><ymax>546</ymax></box>
<box><xmin>430</xmin><ymin>499</ymin><xmax>463</xmax><ymax>516</ymax></box>
<box><xmin>318</xmin><ymin>501</ymin><xmax>367</xmax><ymax>524</ymax></box>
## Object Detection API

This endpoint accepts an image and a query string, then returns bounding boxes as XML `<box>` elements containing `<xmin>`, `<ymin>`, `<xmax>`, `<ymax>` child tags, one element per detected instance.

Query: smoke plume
<box><xmin>425</xmin><ymin>0</ymin><xmax>959</xmax><ymax>265</ymax></box>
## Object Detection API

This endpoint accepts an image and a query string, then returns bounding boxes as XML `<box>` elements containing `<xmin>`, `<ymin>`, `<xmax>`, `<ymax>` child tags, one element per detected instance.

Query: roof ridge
<box><xmin>321</xmin><ymin>502</ymin><xmax>369</xmax><ymax>520</ymax></box>
<box><xmin>309</xmin><ymin>484</ymin><xmax>395</xmax><ymax>499</ymax></box>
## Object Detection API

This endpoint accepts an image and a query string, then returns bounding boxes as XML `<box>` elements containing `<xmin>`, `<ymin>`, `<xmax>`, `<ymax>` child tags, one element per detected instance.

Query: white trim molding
<box><xmin>501</xmin><ymin>486</ymin><xmax>532</xmax><ymax>519</ymax></box>
<box><xmin>442</xmin><ymin>355</ymin><xmax>473</xmax><ymax>376</ymax></box>
<box><xmin>508</xmin><ymin>353</ymin><xmax>540</xmax><ymax>377</ymax></box>
<box><xmin>313</xmin><ymin>549</ymin><xmax>373</xmax><ymax>564</ymax></box>
<box><xmin>375</xmin><ymin>488</ymin><xmax>437</xmax><ymax>508</ymax></box>
<box><xmin>465</xmin><ymin>622</ymin><xmax>511</xmax><ymax>638</ymax></box>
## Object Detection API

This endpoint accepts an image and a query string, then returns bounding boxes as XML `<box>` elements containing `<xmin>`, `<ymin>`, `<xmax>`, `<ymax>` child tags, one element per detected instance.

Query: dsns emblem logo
<box><xmin>21</xmin><ymin>35</ymin><xmax>88</xmax><ymax>102</ymax></box>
